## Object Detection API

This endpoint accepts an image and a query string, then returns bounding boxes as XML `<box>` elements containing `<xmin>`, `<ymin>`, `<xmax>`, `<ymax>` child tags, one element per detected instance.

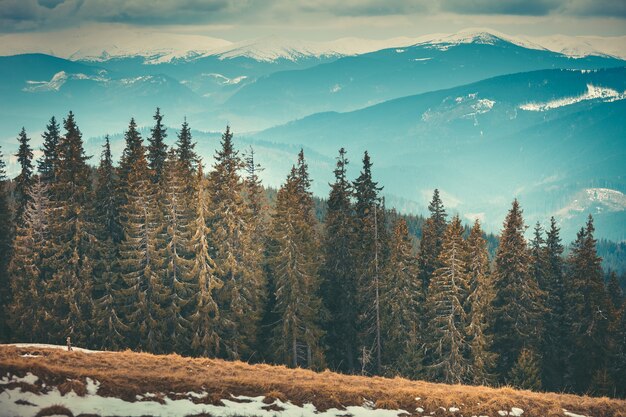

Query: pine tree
<box><xmin>464</xmin><ymin>220</ymin><xmax>497</xmax><ymax>385</ymax></box>
<box><xmin>424</xmin><ymin>215</ymin><xmax>471</xmax><ymax>384</ymax></box>
<box><xmin>540</xmin><ymin>217</ymin><xmax>569</xmax><ymax>391</ymax></box>
<box><xmin>269</xmin><ymin>160</ymin><xmax>324</xmax><ymax>369</ymax></box>
<box><xmin>509</xmin><ymin>348</ymin><xmax>542</xmax><ymax>391</ymax></box>
<box><xmin>353</xmin><ymin>151</ymin><xmax>385</xmax><ymax>374</ymax></box>
<box><xmin>38</xmin><ymin>116</ymin><xmax>61</xmax><ymax>184</ymax></box>
<box><xmin>147</xmin><ymin>108</ymin><xmax>168</xmax><ymax>184</ymax></box>
<box><xmin>189</xmin><ymin>164</ymin><xmax>223</xmax><ymax>357</ymax></box>
<box><xmin>162</xmin><ymin>148</ymin><xmax>195</xmax><ymax>353</ymax></box>
<box><xmin>566</xmin><ymin>215</ymin><xmax>610</xmax><ymax>392</ymax></box>
<box><xmin>418</xmin><ymin>189</ymin><xmax>447</xmax><ymax>292</ymax></box>
<box><xmin>321</xmin><ymin>148</ymin><xmax>359</xmax><ymax>372</ymax></box>
<box><xmin>492</xmin><ymin>200</ymin><xmax>545</xmax><ymax>378</ymax></box>
<box><xmin>207</xmin><ymin>126</ymin><xmax>261</xmax><ymax>359</ymax></box>
<box><xmin>45</xmin><ymin>112</ymin><xmax>97</xmax><ymax>346</ymax></box>
<box><xmin>607</xmin><ymin>271</ymin><xmax>624</xmax><ymax>311</ymax></box>
<box><xmin>92</xmin><ymin>137</ymin><xmax>126</xmax><ymax>350</ymax></box>
<box><xmin>381</xmin><ymin>218</ymin><xmax>422</xmax><ymax>378</ymax></box>
<box><xmin>8</xmin><ymin>177</ymin><xmax>51</xmax><ymax>342</ymax></box>
<box><xmin>0</xmin><ymin>146</ymin><xmax>11</xmax><ymax>341</ymax></box>
<box><xmin>14</xmin><ymin>127</ymin><xmax>34</xmax><ymax>226</ymax></box>
<box><xmin>117</xmin><ymin>118</ymin><xmax>167</xmax><ymax>352</ymax></box>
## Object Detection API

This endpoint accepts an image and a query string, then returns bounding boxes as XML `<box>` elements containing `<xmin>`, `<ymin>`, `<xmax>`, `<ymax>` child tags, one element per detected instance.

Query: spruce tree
<box><xmin>14</xmin><ymin>127</ymin><xmax>34</xmax><ymax>226</ymax></box>
<box><xmin>92</xmin><ymin>137</ymin><xmax>126</xmax><ymax>350</ymax></box>
<box><xmin>492</xmin><ymin>200</ymin><xmax>545</xmax><ymax>378</ymax></box>
<box><xmin>353</xmin><ymin>151</ymin><xmax>385</xmax><ymax>374</ymax></box>
<box><xmin>566</xmin><ymin>215</ymin><xmax>610</xmax><ymax>392</ymax></box>
<box><xmin>207</xmin><ymin>126</ymin><xmax>261</xmax><ymax>359</ymax></box>
<box><xmin>0</xmin><ymin>147</ymin><xmax>11</xmax><ymax>341</ymax></box>
<box><xmin>321</xmin><ymin>148</ymin><xmax>359</xmax><ymax>372</ymax></box>
<box><xmin>269</xmin><ymin>161</ymin><xmax>324</xmax><ymax>369</ymax></box>
<box><xmin>38</xmin><ymin>116</ymin><xmax>61</xmax><ymax>184</ymax></box>
<box><xmin>147</xmin><ymin>108</ymin><xmax>168</xmax><ymax>184</ymax></box>
<box><xmin>540</xmin><ymin>217</ymin><xmax>569</xmax><ymax>391</ymax></box>
<box><xmin>189</xmin><ymin>164</ymin><xmax>223</xmax><ymax>357</ymax></box>
<box><xmin>381</xmin><ymin>218</ymin><xmax>422</xmax><ymax>378</ymax></box>
<box><xmin>509</xmin><ymin>348</ymin><xmax>542</xmax><ymax>391</ymax></box>
<box><xmin>418</xmin><ymin>189</ymin><xmax>447</xmax><ymax>292</ymax></box>
<box><xmin>8</xmin><ymin>177</ymin><xmax>51</xmax><ymax>343</ymax></box>
<box><xmin>117</xmin><ymin>118</ymin><xmax>167</xmax><ymax>352</ymax></box>
<box><xmin>464</xmin><ymin>220</ymin><xmax>497</xmax><ymax>385</ymax></box>
<box><xmin>45</xmin><ymin>112</ymin><xmax>97</xmax><ymax>346</ymax></box>
<box><xmin>424</xmin><ymin>215</ymin><xmax>470</xmax><ymax>384</ymax></box>
<box><xmin>162</xmin><ymin>148</ymin><xmax>195</xmax><ymax>353</ymax></box>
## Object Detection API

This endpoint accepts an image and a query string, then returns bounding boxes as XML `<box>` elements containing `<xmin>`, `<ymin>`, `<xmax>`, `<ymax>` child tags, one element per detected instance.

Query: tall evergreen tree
<box><xmin>38</xmin><ymin>116</ymin><xmax>61</xmax><ymax>184</ymax></box>
<box><xmin>566</xmin><ymin>215</ymin><xmax>610</xmax><ymax>392</ymax></box>
<box><xmin>269</xmin><ymin>161</ymin><xmax>324</xmax><ymax>369</ymax></box>
<box><xmin>424</xmin><ymin>215</ymin><xmax>471</xmax><ymax>384</ymax></box>
<box><xmin>117</xmin><ymin>118</ymin><xmax>167</xmax><ymax>352</ymax></box>
<box><xmin>92</xmin><ymin>136</ymin><xmax>126</xmax><ymax>350</ymax></box>
<box><xmin>45</xmin><ymin>112</ymin><xmax>96</xmax><ymax>346</ymax></box>
<box><xmin>353</xmin><ymin>151</ymin><xmax>385</xmax><ymax>374</ymax></box>
<box><xmin>0</xmin><ymin>147</ymin><xmax>11</xmax><ymax>341</ymax></box>
<box><xmin>207</xmin><ymin>127</ymin><xmax>261</xmax><ymax>359</ymax></box>
<box><xmin>321</xmin><ymin>148</ymin><xmax>359</xmax><ymax>372</ymax></box>
<box><xmin>8</xmin><ymin>178</ymin><xmax>52</xmax><ymax>343</ymax></box>
<box><xmin>464</xmin><ymin>220</ymin><xmax>497</xmax><ymax>385</ymax></box>
<box><xmin>492</xmin><ymin>200</ymin><xmax>545</xmax><ymax>379</ymax></box>
<box><xmin>14</xmin><ymin>127</ymin><xmax>34</xmax><ymax>226</ymax></box>
<box><xmin>540</xmin><ymin>217</ymin><xmax>569</xmax><ymax>391</ymax></box>
<box><xmin>419</xmin><ymin>189</ymin><xmax>447</xmax><ymax>292</ymax></box>
<box><xmin>381</xmin><ymin>218</ymin><xmax>422</xmax><ymax>378</ymax></box>
<box><xmin>509</xmin><ymin>348</ymin><xmax>542</xmax><ymax>391</ymax></box>
<box><xmin>189</xmin><ymin>164</ymin><xmax>223</xmax><ymax>357</ymax></box>
<box><xmin>147</xmin><ymin>108</ymin><xmax>168</xmax><ymax>184</ymax></box>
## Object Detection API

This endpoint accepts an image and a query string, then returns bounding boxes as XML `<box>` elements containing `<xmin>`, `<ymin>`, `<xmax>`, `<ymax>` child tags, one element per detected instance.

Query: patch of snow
<box><xmin>23</xmin><ymin>71</ymin><xmax>109</xmax><ymax>92</ymax></box>
<box><xmin>20</xmin><ymin>354</ymin><xmax>41</xmax><ymax>358</ymax></box>
<box><xmin>519</xmin><ymin>84</ymin><xmax>626</xmax><ymax>111</ymax></box>
<box><xmin>412</xmin><ymin>57</ymin><xmax>432</xmax><ymax>61</ymax></box>
<box><xmin>498</xmin><ymin>411</ymin><xmax>508</xmax><ymax>416</ymax></box>
<box><xmin>0</xmin><ymin>372</ymin><xmax>39</xmax><ymax>385</ymax></box>
<box><xmin>563</xmin><ymin>410</ymin><xmax>588</xmax><ymax>417</ymax></box>
<box><xmin>396</xmin><ymin>49</ymin><xmax>405</xmax><ymax>53</ymax></box>
<box><xmin>330</xmin><ymin>84</ymin><xmax>342</xmax><ymax>93</ymax></box>
<box><xmin>0</xmin><ymin>381</ymin><xmax>410</xmax><ymax>417</ymax></box>
<box><xmin>85</xmin><ymin>378</ymin><xmax>100</xmax><ymax>395</ymax></box>
<box><xmin>449</xmin><ymin>407</ymin><xmax>460</xmax><ymax>412</ymax></box>
<box><xmin>202</xmin><ymin>73</ymin><xmax>248</xmax><ymax>85</ymax></box>
<box><xmin>5</xmin><ymin>343</ymin><xmax>101</xmax><ymax>354</ymax></box>
<box><xmin>416</xmin><ymin>407</ymin><xmax>424</xmax><ymax>413</ymax></box>
<box><xmin>510</xmin><ymin>408</ymin><xmax>524</xmax><ymax>416</ymax></box>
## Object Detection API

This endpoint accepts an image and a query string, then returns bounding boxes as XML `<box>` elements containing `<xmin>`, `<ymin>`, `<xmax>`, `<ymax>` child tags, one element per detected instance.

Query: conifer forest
<box><xmin>1</xmin><ymin>110</ymin><xmax>625</xmax><ymax>399</ymax></box>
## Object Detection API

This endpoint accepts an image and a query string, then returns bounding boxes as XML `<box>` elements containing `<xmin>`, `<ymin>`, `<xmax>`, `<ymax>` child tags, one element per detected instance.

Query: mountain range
<box><xmin>0</xmin><ymin>28</ymin><xmax>624</xmax><ymax>241</ymax></box>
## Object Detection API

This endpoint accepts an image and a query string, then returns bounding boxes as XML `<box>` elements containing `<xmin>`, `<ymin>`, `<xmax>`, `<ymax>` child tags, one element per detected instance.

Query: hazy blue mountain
<box><xmin>247</xmin><ymin>67</ymin><xmax>626</xmax><ymax>241</ymax></box>
<box><xmin>224</xmin><ymin>33</ymin><xmax>625</xmax><ymax>128</ymax></box>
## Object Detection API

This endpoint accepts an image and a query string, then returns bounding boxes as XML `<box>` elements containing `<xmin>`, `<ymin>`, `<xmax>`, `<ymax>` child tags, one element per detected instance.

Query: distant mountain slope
<box><xmin>225</xmin><ymin>32</ymin><xmax>626</xmax><ymax>128</ymax></box>
<box><xmin>248</xmin><ymin>67</ymin><xmax>626</xmax><ymax>240</ymax></box>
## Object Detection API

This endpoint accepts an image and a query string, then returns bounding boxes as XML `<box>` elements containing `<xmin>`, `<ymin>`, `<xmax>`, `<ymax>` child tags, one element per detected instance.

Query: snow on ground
<box><xmin>4</xmin><ymin>343</ymin><xmax>101</xmax><ymax>354</ymax></box>
<box><xmin>0</xmin><ymin>374</ymin><xmax>409</xmax><ymax>417</ymax></box>
<box><xmin>519</xmin><ymin>84</ymin><xmax>626</xmax><ymax>111</ymax></box>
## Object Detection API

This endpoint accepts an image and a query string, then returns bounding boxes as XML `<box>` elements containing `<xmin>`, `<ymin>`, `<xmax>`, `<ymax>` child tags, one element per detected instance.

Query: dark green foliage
<box><xmin>147</xmin><ymin>108</ymin><xmax>168</xmax><ymax>184</ymax></box>
<box><xmin>418</xmin><ymin>189</ymin><xmax>447</xmax><ymax>292</ymax></box>
<box><xmin>38</xmin><ymin>116</ymin><xmax>60</xmax><ymax>184</ymax></box>
<box><xmin>509</xmin><ymin>348</ymin><xmax>542</xmax><ymax>391</ymax></box>
<box><xmin>14</xmin><ymin>127</ymin><xmax>34</xmax><ymax>226</ymax></box>
<box><xmin>0</xmin><ymin>146</ymin><xmax>11</xmax><ymax>341</ymax></box>
<box><xmin>381</xmin><ymin>218</ymin><xmax>422</xmax><ymax>378</ymax></box>
<box><xmin>566</xmin><ymin>216</ymin><xmax>610</xmax><ymax>392</ymax></box>
<box><xmin>321</xmin><ymin>148</ymin><xmax>359</xmax><ymax>372</ymax></box>
<box><xmin>492</xmin><ymin>200</ymin><xmax>545</xmax><ymax>378</ymax></box>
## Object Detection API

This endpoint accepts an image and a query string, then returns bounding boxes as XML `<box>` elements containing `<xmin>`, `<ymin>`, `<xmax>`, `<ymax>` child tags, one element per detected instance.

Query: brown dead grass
<box><xmin>1</xmin><ymin>345</ymin><xmax>625</xmax><ymax>417</ymax></box>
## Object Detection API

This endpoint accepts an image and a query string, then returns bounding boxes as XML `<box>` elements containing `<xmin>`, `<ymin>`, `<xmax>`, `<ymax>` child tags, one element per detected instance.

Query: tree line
<box><xmin>0</xmin><ymin>110</ymin><xmax>624</xmax><ymax>398</ymax></box>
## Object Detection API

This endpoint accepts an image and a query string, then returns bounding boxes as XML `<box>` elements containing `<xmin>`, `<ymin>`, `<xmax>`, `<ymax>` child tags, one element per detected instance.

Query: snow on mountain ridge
<box><xmin>519</xmin><ymin>84</ymin><xmax>626</xmax><ymax>111</ymax></box>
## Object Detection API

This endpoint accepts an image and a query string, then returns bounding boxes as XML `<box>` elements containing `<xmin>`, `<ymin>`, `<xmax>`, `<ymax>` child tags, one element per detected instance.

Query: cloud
<box><xmin>0</xmin><ymin>0</ymin><xmax>624</xmax><ymax>33</ymax></box>
<box><xmin>441</xmin><ymin>0</ymin><xmax>560</xmax><ymax>16</ymax></box>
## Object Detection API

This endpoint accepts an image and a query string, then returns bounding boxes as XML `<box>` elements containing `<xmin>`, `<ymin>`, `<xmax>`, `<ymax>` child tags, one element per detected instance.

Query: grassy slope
<box><xmin>0</xmin><ymin>345</ymin><xmax>625</xmax><ymax>417</ymax></box>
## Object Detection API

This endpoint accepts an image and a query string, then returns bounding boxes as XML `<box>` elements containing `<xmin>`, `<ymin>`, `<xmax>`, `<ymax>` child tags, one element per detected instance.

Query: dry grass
<box><xmin>1</xmin><ymin>345</ymin><xmax>625</xmax><ymax>417</ymax></box>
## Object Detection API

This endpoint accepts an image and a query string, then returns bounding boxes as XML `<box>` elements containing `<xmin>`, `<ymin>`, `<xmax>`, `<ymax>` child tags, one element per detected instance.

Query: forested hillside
<box><xmin>0</xmin><ymin>110</ymin><xmax>625</xmax><ymax>398</ymax></box>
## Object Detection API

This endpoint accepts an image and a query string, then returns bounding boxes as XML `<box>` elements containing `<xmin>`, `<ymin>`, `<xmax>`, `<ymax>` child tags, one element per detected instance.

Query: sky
<box><xmin>1</xmin><ymin>0</ymin><xmax>625</xmax><ymax>42</ymax></box>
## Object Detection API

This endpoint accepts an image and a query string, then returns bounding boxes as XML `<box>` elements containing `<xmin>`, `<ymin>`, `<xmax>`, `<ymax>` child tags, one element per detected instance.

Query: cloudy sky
<box><xmin>1</xmin><ymin>0</ymin><xmax>625</xmax><ymax>41</ymax></box>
